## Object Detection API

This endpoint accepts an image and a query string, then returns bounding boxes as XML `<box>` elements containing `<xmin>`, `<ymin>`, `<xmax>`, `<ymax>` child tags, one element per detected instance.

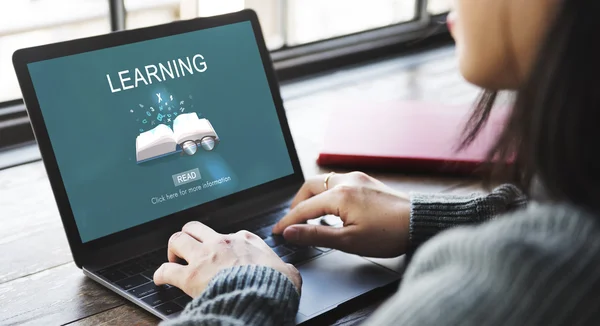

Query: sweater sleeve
<box><xmin>161</xmin><ymin>265</ymin><xmax>299</xmax><ymax>326</ymax></box>
<box><xmin>409</xmin><ymin>183</ymin><xmax>526</xmax><ymax>251</ymax></box>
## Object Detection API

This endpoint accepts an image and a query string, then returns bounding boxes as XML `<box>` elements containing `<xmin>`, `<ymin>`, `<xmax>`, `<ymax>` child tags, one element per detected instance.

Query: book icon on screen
<box><xmin>135</xmin><ymin>112</ymin><xmax>219</xmax><ymax>164</ymax></box>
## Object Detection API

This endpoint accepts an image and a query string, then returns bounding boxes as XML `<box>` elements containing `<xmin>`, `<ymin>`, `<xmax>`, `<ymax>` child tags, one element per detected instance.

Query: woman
<box><xmin>155</xmin><ymin>0</ymin><xmax>600</xmax><ymax>324</ymax></box>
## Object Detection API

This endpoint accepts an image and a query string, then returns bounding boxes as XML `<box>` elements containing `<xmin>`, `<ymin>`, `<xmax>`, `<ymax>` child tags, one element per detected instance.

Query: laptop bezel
<box><xmin>12</xmin><ymin>9</ymin><xmax>304</xmax><ymax>268</ymax></box>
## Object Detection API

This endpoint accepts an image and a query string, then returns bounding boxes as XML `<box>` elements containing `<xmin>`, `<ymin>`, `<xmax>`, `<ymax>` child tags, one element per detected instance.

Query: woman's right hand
<box><xmin>272</xmin><ymin>172</ymin><xmax>411</xmax><ymax>258</ymax></box>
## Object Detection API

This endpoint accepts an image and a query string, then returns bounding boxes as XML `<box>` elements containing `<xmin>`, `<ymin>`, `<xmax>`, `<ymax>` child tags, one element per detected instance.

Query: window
<box><xmin>124</xmin><ymin>0</ymin><xmax>286</xmax><ymax>50</ymax></box>
<box><xmin>428</xmin><ymin>0</ymin><xmax>452</xmax><ymax>15</ymax></box>
<box><xmin>124</xmin><ymin>0</ymin><xmax>430</xmax><ymax>50</ymax></box>
<box><xmin>125</xmin><ymin>0</ymin><xmax>181</xmax><ymax>30</ymax></box>
<box><xmin>1</xmin><ymin>0</ymin><xmax>452</xmax><ymax>103</ymax></box>
<box><xmin>286</xmin><ymin>0</ymin><xmax>417</xmax><ymax>46</ymax></box>
<box><xmin>0</xmin><ymin>0</ymin><xmax>110</xmax><ymax>103</ymax></box>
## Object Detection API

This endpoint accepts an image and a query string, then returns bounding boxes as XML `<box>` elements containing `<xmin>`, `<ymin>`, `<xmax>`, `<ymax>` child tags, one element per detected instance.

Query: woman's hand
<box><xmin>154</xmin><ymin>221</ymin><xmax>302</xmax><ymax>298</ymax></box>
<box><xmin>272</xmin><ymin>172</ymin><xmax>410</xmax><ymax>258</ymax></box>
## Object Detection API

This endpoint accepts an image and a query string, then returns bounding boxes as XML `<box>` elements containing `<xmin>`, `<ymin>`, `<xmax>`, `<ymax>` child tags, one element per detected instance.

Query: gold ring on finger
<box><xmin>324</xmin><ymin>172</ymin><xmax>335</xmax><ymax>191</ymax></box>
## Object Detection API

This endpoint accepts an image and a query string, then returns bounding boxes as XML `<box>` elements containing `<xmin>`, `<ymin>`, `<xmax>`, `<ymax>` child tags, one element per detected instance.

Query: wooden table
<box><xmin>0</xmin><ymin>46</ymin><xmax>484</xmax><ymax>325</ymax></box>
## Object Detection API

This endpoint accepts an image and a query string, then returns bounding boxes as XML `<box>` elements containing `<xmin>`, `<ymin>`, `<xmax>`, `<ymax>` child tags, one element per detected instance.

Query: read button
<box><xmin>172</xmin><ymin>168</ymin><xmax>201</xmax><ymax>187</ymax></box>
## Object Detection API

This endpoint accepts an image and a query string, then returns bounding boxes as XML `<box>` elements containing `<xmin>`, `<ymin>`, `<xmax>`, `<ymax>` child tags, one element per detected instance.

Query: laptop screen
<box><xmin>26</xmin><ymin>21</ymin><xmax>295</xmax><ymax>243</ymax></box>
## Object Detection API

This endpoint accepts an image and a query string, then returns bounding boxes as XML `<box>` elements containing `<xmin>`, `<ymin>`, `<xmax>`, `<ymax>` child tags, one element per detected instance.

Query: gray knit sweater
<box><xmin>163</xmin><ymin>184</ymin><xmax>600</xmax><ymax>325</ymax></box>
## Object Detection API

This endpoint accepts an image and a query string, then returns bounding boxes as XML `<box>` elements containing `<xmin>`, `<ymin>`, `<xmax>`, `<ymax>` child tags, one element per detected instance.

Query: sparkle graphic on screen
<box><xmin>134</xmin><ymin>92</ymin><xmax>195</xmax><ymax>132</ymax></box>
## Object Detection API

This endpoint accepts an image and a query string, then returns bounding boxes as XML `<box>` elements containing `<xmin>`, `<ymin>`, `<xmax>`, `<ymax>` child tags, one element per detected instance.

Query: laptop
<box><xmin>12</xmin><ymin>9</ymin><xmax>401</xmax><ymax>324</ymax></box>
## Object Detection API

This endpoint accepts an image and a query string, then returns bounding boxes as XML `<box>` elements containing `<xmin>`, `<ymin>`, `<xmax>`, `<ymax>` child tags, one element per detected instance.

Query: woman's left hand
<box><xmin>153</xmin><ymin>221</ymin><xmax>302</xmax><ymax>298</ymax></box>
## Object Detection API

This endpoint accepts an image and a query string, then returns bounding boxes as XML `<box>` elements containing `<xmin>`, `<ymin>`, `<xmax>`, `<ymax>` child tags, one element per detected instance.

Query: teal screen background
<box><xmin>27</xmin><ymin>21</ymin><xmax>295</xmax><ymax>243</ymax></box>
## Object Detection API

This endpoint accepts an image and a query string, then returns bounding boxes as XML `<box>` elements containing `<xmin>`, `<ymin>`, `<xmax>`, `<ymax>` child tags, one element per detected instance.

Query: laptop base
<box><xmin>295</xmin><ymin>250</ymin><xmax>401</xmax><ymax>323</ymax></box>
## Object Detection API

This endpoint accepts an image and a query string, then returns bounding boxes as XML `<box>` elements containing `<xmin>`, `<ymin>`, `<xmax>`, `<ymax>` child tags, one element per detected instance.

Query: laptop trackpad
<box><xmin>296</xmin><ymin>250</ymin><xmax>400</xmax><ymax>318</ymax></box>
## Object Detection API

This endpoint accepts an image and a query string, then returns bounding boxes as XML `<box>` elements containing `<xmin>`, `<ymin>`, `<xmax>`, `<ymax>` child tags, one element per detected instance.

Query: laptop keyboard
<box><xmin>97</xmin><ymin>248</ymin><xmax>189</xmax><ymax>316</ymax></box>
<box><xmin>96</xmin><ymin>207</ymin><xmax>331</xmax><ymax>316</ymax></box>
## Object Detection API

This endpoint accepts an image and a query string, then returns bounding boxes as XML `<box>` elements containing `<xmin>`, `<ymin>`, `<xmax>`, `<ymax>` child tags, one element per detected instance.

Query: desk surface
<box><xmin>0</xmin><ymin>46</ymin><xmax>483</xmax><ymax>326</ymax></box>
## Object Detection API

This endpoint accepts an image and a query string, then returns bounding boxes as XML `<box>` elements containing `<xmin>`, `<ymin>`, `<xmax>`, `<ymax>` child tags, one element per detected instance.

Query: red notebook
<box><xmin>317</xmin><ymin>101</ymin><xmax>508</xmax><ymax>175</ymax></box>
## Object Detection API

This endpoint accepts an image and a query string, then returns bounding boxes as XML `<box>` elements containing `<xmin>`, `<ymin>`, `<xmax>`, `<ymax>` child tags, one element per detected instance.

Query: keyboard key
<box><xmin>115</xmin><ymin>275</ymin><xmax>150</xmax><ymax>290</ymax></box>
<box><xmin>137</xmin><ymin>260</ymin><xmax>154</xmax><ymax>271</ymax></box>
<box><xmin>142</xmin><ymin>287</ymin><xmax>184</xmax><ymax>307</ymax></box>
<box><xmin>148</xmin><ymin>255</ymin><xmax>166</xmax><ymax>267</ymax></box>
<box><xmin>120</xmin><ymin>263</ymin><xmax>145</xmax><ymax>276</ymax></box>
<box><xmin>147</xmin><ymin>261</ymin><xmax>163</xmax><ymax>270</ymax></box>
<box><xmin>128</xmin><ymin>282</ymin><xmax>161</xmax><ymax>298</ymax></box>
<box><xmin>142</xmin><ymin>270</ymin><xmax>156</xmax><ymax>280</ymax></box>
<box><xmin>282</xmin><ymin>248</ymin><xmax>322</xmax><ymax>265</ymax></box>
<box><xmin>155</xmin><ymin>302</ymin><xmax>183</xmax><ymax>316</ymax></box>
<box><xmin>272</xmin><ymin>246</ymin><xmax>293</xmax><ymax>257</ymax></box>
<box><xmin>264</xmin><ymin>235</ymin><xmax>286</xmax><ymax>247</ymax></box>
<box><xmin>284</xmin><ymin>244</ymin><xmax>306</xmax><ymax>252</ymax></box>
<box><xmin>316</xmin><ymin>247</ymin><xmax>333</xmax><ymax>253</ymax></box>
<box><xmin>174</xmin><ymin>295</ymin><xmax>193</xmax><ymax>307</ymax></box>
<box><xmin>99</xmin><ymin>269</ymin><xmax>127</xmax><ymax>282</ymax></box>
<box><xmin>253</xmin><ymin>226</ymin><xmax>274</xmax><ymax>239</ymax></box>
<box><xmin>263</xmin><ymin>209</ymin><xmax>289</xmax><ymax>224</ymax></box>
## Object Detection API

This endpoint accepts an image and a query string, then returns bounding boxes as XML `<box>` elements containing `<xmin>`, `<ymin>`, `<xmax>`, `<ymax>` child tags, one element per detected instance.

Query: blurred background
<box><xmin>0</xmin><ymin>0</ymin><xmax>451</xmax><ymax>103</ymax></box>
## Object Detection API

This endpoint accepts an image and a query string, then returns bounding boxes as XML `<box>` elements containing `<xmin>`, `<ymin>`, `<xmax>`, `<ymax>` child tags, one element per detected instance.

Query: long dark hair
<box><xmin>461</xmin><ymin>0</ymin><xmax>600</xmax><ymax>211</ymax></box>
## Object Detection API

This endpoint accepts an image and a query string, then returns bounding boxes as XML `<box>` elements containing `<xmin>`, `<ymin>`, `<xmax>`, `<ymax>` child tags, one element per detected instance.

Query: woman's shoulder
<box><xmin>374</xmin><ymin>203</ymin><xmax>600</xmax><ymax>326</ymax></box>
<box><xmin>412</xmin><ymin>202</ymin><xmax>600</xmax><ymax>267</ymax></box>
<box><xmin>400</xmin><ymin>202</ymin><xmax>600</xmax><ymax>324</ymax></box>
<box><xmin>500</xmin><ymin>202</ymin><xmax>600</xmax><ymax>246</ymax></box>
<box><xmin>419</xmin><ymin>201</ymin><xmax>600</xmax><ymax>255</ymax></box>
<box><xmin>491</xmin><ymin>201</ymin><xmax>600</xmax><ymax>237</ymax></box>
